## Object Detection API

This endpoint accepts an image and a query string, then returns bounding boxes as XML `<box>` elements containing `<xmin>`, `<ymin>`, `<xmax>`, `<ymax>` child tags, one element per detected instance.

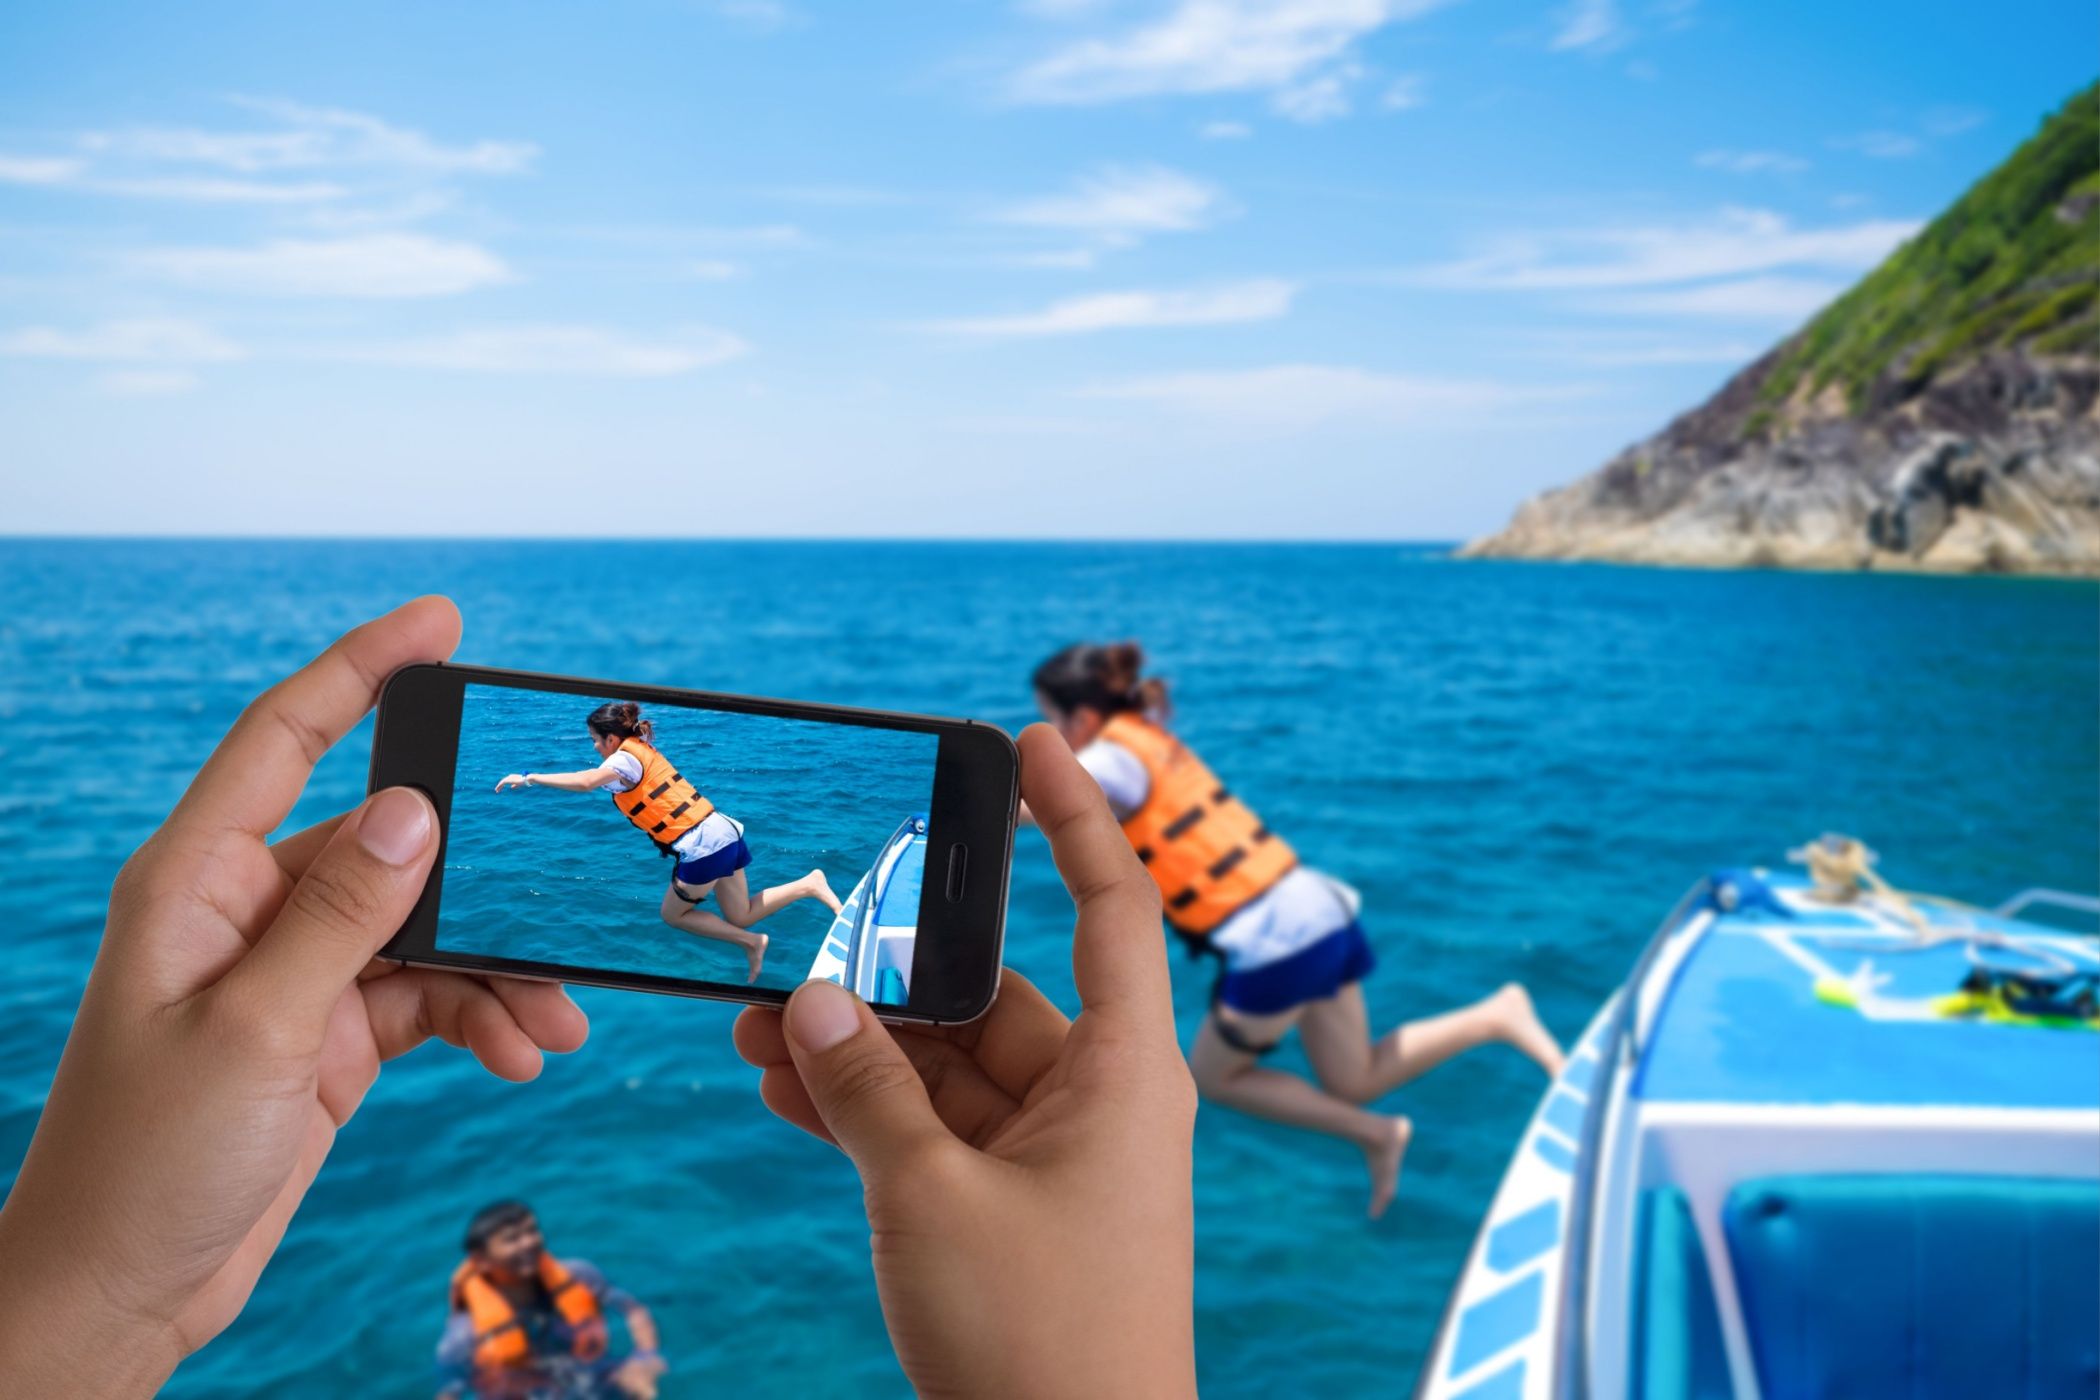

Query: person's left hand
<box><xmin>0</xmin><ymin>597</ymin><xmax>590</xmax><ymax>1396</ymax></box>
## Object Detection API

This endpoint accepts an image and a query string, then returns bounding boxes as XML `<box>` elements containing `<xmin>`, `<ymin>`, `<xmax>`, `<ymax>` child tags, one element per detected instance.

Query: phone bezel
<box><xmin>370</xmin><ymin>662</ymin><xmax>1016</xmax><ymax>1025</ymax></box>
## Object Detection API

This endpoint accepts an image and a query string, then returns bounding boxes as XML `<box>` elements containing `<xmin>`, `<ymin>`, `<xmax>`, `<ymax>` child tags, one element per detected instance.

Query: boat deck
<box><xmin>1636</xmin><ymin>877</ymin><xmax>2100</xmax><ymax>1110</ymax></box>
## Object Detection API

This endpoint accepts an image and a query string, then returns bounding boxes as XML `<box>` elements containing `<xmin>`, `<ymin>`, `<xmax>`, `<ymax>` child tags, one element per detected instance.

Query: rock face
<box><xmin>1464</xmin><ymin>351</ymin><xmax>2100</xmax><ymax>573</ymax></box>
<box><xmin>1465</xmin><ymin>86</ymin><xmax>2100</xmax><ymax>577</ymax></box>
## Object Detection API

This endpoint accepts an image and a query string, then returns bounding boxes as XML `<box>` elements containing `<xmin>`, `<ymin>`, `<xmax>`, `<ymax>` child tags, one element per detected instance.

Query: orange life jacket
<box><xmin>1100</xmin><ymin>713</ymin><xmax>1296</xmax><ymax>938</ymax></box>
<box><xmin>449</xmin><ymin>1255</ymin><xmax>607</xmax><ymax>1371</ymax></box>
<box><xmin>611</xmin><ymin>738</ymin><xmax>714</xmax><ymax>853</ymax></box>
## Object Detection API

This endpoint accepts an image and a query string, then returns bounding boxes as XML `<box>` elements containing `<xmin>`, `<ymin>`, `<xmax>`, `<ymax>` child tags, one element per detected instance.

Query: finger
<box><xmin>174</xmin><ymin>596</ymin><xmax>462</xmax><ymax>840</ymax></box>
<box><xmin>756</xmin><ymin>1065</ymin><xmax>837</xmax><ymax>1146</ymax></box>
<box><xmin>781</xmin><ymin>980</ymin><xmax>951</xmax><ymax>1177</ymax></box>
<box><xmin>890</xmin><ymin>1033</ymin><xmax>1022</xmax><ymax>1149</ymax></box>
<box><xmin>269</xmin><ymin>813</ymin><xmax>349</xmax><ymax>883</ymax></box>
<box><xmin>921</xmin><ymin>969</ymin><xmax>1069</xmax><ymax>1103</ymax></box>
<box><xmin>485</xmin><ymin>977</ymin><xmax>590</xmax><ymax>1055</ymax></box>
<box><xmin>1017</xmin><ymin>724</ymin><xmax>1172</xmax><ymax>1028</ymax></box>
<box><xmin>361</xmin><ymin>969</ymin><xmax>551</xmax><ymax>1081</ymax></box>
<box><xmin>217</xmin><ymin>786</ymin><xmax>438</xmax><ymax>1032</ymax></box>
<box><xmin>734</xmin><ymin>1006</ymin><xmax>790</xmax><ymax>1068</ymax></box>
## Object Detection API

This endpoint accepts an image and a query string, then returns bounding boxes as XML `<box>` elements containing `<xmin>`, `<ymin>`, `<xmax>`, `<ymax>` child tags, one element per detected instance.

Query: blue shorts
<box><xmin>672</xmin><ymin>838</ymin><xmax>751</xmax><ymax>891</ymax></box>
<box><xmin>1214</xmin><ymin>921</ymin><xmax>1377</xmax><ymax>1016</ymax></box>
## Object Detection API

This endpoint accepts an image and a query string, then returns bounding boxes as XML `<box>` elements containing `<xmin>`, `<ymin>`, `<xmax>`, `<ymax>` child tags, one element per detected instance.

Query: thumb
<box><xmin>783</xmin><ymin>980</ymin><xmax>951</xmax><ymax>1179</ymax></box>
<box><xmin>219</xmin><ymin>786</ymin><xmax>439</xmax><ymax>1032</ymax></box>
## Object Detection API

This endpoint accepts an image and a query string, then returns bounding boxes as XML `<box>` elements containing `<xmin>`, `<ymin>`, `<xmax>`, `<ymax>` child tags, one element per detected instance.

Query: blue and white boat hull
<box><xmin>1417</xmin><ymin>873</ymin><xmax>2100</xmax><ymax>1400</ymax></box>
<box><xmin>807</xmin><ymin>815</ymin><xmax>928</xmax><ymax>1007</ymax></box>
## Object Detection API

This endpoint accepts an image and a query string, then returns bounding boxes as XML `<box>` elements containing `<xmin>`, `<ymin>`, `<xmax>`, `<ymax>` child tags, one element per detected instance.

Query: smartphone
<box><xmin>371</xmin><ymin>663</ymin><xmax>1017</xmax><ymax>1024</ymax></box>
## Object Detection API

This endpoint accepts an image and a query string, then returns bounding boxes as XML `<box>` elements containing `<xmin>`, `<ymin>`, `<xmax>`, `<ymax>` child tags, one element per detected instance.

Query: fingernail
<box><xmin>358</xmin><ymin>787</ymin><xmax>434</xmax><ymax>866</ymax></box>
<box><xmin>787</xmin><ymin>980</ymin><xmax>861</xmax><ymax>1053</ymax></box>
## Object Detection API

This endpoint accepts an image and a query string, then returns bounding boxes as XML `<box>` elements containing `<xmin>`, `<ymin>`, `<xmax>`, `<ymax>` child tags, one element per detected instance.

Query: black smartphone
<box><xmin>370</xmin><ymin>663</ymin><xmax>1017</xmax><ymax>1024</ymax></box>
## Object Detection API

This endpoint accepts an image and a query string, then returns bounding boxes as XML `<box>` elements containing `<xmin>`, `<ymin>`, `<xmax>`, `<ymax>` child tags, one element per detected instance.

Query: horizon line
<box><xmin>0</xmin><ymin>533</ymin><xmax>1467</xmax><ymax>547</ymax></box>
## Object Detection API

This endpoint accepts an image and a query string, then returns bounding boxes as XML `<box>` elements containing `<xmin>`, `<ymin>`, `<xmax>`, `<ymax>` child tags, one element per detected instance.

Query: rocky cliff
<box><xmin>1463</xmin><ymin>84</ymin><xmax>2100</xmax><ymax>575</ymax></box>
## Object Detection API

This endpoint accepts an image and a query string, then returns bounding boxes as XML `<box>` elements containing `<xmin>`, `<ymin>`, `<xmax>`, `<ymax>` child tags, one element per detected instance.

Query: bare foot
<box><xmin>1363</xmin><ymin>1116</ymin><xmax>1413</xmax><ymax>1221</ymax></box>
<box><xmin>1493</xmin><ymin>983</ymin><xmax>1566</xmax><ymax>1077</ymax></box>
<box><xmin>807</xmin><ymin>869</ymin><xmax>843</xmax><ymax>915</ymax></box>
<box><xmin>745</xmin><ymin>932</ymin><xmax>769</xmax><ymax>984</ymax></box>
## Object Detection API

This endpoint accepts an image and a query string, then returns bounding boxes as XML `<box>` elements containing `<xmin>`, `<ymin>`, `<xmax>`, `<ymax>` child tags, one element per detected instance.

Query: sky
<box><xmin>0</xmin><ymin>1</ymin><xmax>2092</xmax><ymax>539</ymax></box>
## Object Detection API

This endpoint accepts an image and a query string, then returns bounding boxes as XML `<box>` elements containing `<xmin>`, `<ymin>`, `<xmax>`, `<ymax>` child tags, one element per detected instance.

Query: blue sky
<box><xmin>1</xmin><ymin>1</ymin><xmax>2091</xmax><ymax>538</ymax></box>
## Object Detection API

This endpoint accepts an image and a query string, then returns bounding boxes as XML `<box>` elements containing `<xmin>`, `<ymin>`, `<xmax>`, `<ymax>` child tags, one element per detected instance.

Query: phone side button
<box><xmin>944</xmin><ymin>844</ymin><xmax>968</xmax><ymax>902</ymax></box>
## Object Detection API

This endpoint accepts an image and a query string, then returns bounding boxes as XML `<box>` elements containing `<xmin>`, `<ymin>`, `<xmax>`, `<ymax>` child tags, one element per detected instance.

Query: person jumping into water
<box><xmin>1028</xmin><ymin>643</ymin><xmax>1566</xmax><ymax>1219</ymax></box>
<box><xmin>495</xmin><ymin>701</ymin><xmax>839</xmax><ymax>983</ymax></box>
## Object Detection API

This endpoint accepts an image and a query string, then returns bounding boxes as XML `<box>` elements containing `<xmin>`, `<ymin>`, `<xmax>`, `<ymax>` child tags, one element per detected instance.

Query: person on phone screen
<box><xmin>436</xmin><ymin>1200</ymin><xmax>665</xmax><ymax>1400</ymax></box>
<box><xmin>0</xmin><ymin>598</ymin><xmax>1198</xmax><ymax>1399</ymax></box>
<box><xmin>493</xmin><ymin>701</ymin><xmax>841</xmax><ymax>983</ymax></box>
<box><xmin>1026</xmin><ymin>642</ymin><xmax>1567</xmax><ymax>1219</ymax></box>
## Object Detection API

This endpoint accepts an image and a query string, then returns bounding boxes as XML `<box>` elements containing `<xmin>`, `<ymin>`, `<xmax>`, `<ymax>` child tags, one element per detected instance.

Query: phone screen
<box><xmin>438</xmin><ymin>682</ymin><xmax>942</xmax><ymax>1004</ymax></box>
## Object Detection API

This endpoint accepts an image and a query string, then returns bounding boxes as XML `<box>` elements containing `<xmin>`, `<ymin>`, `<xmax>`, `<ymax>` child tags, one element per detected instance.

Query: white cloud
<box><xmin>1578</xmin><ymin>275</ymin><xmax>1847</xmax><ymax>322</ymax></box>
<box><xmin>298</xmin><ymin>191</ymin><xmax>457</xmax><ymax>230</ymax></box>
<box><xmin>1002</xmin><ymin>247</ymin><xmax>1101</xmax><ymax>270</ymax></box>
<box><xmin>100</xmin><ymin>176</ymin><xmax>348</xmax><ymax>203</ymax></box>
<box><xmin>1</xmin><ymin>100</ymin><xmax>533</xmax><ymax>206</ymax></box>
<box><xmin>1081</xmin><ymin>363</ymin><xmax>1585</xmax><ymax>426</ymax></box>
<box><xmin>89</xmin><ymin>99</ymin><xmax>537</xmax><ymax>175</ymax></box>
<box><xmin>0</xmin><ymin>153</ymin><xmax>345</xmax><ymax>203</ymax></box>
<box><xmin>1694</xmin><ymin>148</ymin><xmax>1807</xmax><ymax>175</ymax></box>
<box><xmin>0</xmin><ymin>155</ymin><xmax>86</xmax><ymax>184</ymax></box>
<box><xmin>1831</xmin><ymin>130</ymin><xmax>1921</xmax><ymax>160</ymax></box>
<box><xmin>98</xmin><ymin>369</ymin><xmax>201</xmax><ymax>396</ymax></box>
<box><xmin>1413</xmin><ymin>207</ymin><xmax>1917</xmax><ymax>291</ymax></box>
<box><xmin>992</xmin><ymin>165</ymin><xmax>1225</xmax><ymax>244</ymax></box>
<box><xmin>0</xmin><ymin>318</ymin><xmax>246</xmax><ymax>363</ymax></box>
<box><xmin>1550</xmin><ymin>0</ymin><xmax>1625</xmax><ymax>52</ymax></box>
<box><xmin>1921</xmin><ymin>105</ymin><xmax>1986</xmax><ymax>137</ymax></box>
<box><xmin>1380</xmin><ymin>72</ymin><xmax>1427</xmax><ymax>109</ymax></box>
<box><xmin>688</xmin><ymin>259</ymin><xmax>745</xmax><ymax>280</ymax></box>
<box><xmin>1518</xmin><ymin>329</ymin><xmax>1761</xmax><ymax>365</ymax></box>
<box><xmin>1007</xmin><ymin>0</ymin><xmax>1447</xmax><ymax>106</ymax></box>
<box><xmin>704</xmin><ymin>0</ymin><xmax>807</xmax><ymax>31</ymax></box>
<box><xmin>922</xmin><ymin>279</ymin><xmax>1296</xmax><ymax>338</ymax></box>
<box><xmin>1272</xmin><ymin>61</ymin><xmax>1362</xmax><ymax>123</ymax></box>
<box><xmin>333</xmin><ymin>325</ymin><xmax>749</xmax><ymax>376</ymax></box>
<box><xmin>133</xmin><ymin>233</ymin><xmax>513</xmax><ymax>298</ymax></box>
<box><xmin>1200</xmin><ymin>119</ymin><xmax>1254</xmax><ymax>139</ymax></box>
<box><xmin>684</xmin><ymin>223</ymin><xmax>810</xmax><ymax>247</ymax></box>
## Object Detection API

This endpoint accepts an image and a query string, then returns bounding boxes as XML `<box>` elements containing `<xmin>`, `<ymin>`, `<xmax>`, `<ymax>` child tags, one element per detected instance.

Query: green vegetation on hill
<box><xmin>1759</xmin><ymin>82</ymin><xmax>2098</xmax><ymax>415</ymax></box>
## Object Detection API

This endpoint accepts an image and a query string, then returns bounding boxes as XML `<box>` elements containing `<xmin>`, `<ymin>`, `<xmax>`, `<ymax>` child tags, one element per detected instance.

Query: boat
<box><xmin>1415</xmin><ymin>863</ymin><xmax>2100</xmax><ymax>1400</ymax></box>
<box><xmin>806</xmin><ymin>815</ymin><xmax>928</xmax><ymax>1007</ymax></box>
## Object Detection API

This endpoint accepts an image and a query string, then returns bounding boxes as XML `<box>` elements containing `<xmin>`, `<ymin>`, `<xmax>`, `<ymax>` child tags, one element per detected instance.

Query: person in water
<box><xmin>494</xmin><ymin>700</ymin><xmax>839</xmax><ymax>983</ymax></box>
<box><xmin>1029</xmin><ymin>641</ymin><xmax>1567</xmax><ymax>1219</ymax></box>
<box><xmin>437</xmin><ymin>1200</ymin><xmax>665</xmax><ymax>1400</ymax></box>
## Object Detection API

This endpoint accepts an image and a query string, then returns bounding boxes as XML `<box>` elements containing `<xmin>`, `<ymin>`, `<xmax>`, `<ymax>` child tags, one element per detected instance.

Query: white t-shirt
<box><xmin>601</xmin><ymin>750</ymin><xmax>743</xmax><ymax>859</ymax></box>
<box><xmin>1075</xmin><ymin>736</ymin><xmax>1353</xmax><ymax>971</ymax></box>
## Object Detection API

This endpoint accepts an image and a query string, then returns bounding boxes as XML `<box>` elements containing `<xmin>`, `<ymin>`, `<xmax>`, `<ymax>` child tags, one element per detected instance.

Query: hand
<box><xmin>733</xmin><ymin>724</ymin><xmax>1197</xmax><ymax>1400</ymax></box>
<box><xmin>0</xmin><ymin>597</ymin><xmax>590</xmax><ymax>1396</ymax></box>
<box><xmin>613</xmin><ymin>1349</ymin><xmax>667</xmax><ymax>1399</ymax></box>
<box><xmin>494</xmin><ymin>772</ymin><xmax>532</xmax><ymax>791</ymax></box>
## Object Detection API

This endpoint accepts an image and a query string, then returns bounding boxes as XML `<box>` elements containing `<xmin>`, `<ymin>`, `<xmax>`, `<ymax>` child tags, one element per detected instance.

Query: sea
<box><xmin>1</xmin><ymin>540</ymin><xmax>2094</xmax><ymax>1398</ymax></box>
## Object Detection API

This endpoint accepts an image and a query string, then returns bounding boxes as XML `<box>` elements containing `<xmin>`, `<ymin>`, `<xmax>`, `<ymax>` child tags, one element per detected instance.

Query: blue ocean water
<box><xmin>441</xmin><ymin>683</ymin><xmax>938</xmax><ymax>989</ymax></box>
<box><xmin>0</xmin><ymin>540</ymin><xmax>2094</xmax><ymax>1398</ymax></box>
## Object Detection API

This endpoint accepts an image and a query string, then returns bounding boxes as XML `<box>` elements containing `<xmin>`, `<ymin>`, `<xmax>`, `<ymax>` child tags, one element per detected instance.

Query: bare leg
<box><xmin>659</xmin><ymin>885</ymin><xmax>768</xmax><ymax>983</ymax></box>
<box><xmin>711</xmin><ymin>867</ymin><xmax>843</xmax><ymax>928</ymax></box>
<box><xmin>1190</xmin><ymin>1013</ymin><xmax>1413</xmax><ymax>1220</ymax></box>
<box><xmin>1299</xmin><ymin>982</ymin><xmax>1566</xmax><ymax>1105</ymax></box>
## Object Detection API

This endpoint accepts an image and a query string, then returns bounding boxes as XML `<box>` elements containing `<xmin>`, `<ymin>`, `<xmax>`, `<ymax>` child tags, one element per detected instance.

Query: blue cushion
<box><xmin>1631</xmin><ymin>1188</ymin><xmax>1733</xmax><ymax>1400</ymax></box>
<box><xmin>1724</xmin><ymin>1174</ymin><xmax>2100</xmax><ymax>1400</ymax></box>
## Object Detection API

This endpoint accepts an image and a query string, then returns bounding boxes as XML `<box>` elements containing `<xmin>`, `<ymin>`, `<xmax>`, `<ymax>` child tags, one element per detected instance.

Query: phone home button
<box><xmin>944</xmin><ymin>844</ymin><xmax>968</xmax><ymax>902</ymax></box>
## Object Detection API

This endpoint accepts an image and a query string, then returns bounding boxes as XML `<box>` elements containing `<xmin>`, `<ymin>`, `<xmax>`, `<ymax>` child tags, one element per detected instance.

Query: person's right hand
<box><xmin>732</xmin><ymin>724</ymin><xmax>1197</xmax><ymax>1399</ymax></box>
